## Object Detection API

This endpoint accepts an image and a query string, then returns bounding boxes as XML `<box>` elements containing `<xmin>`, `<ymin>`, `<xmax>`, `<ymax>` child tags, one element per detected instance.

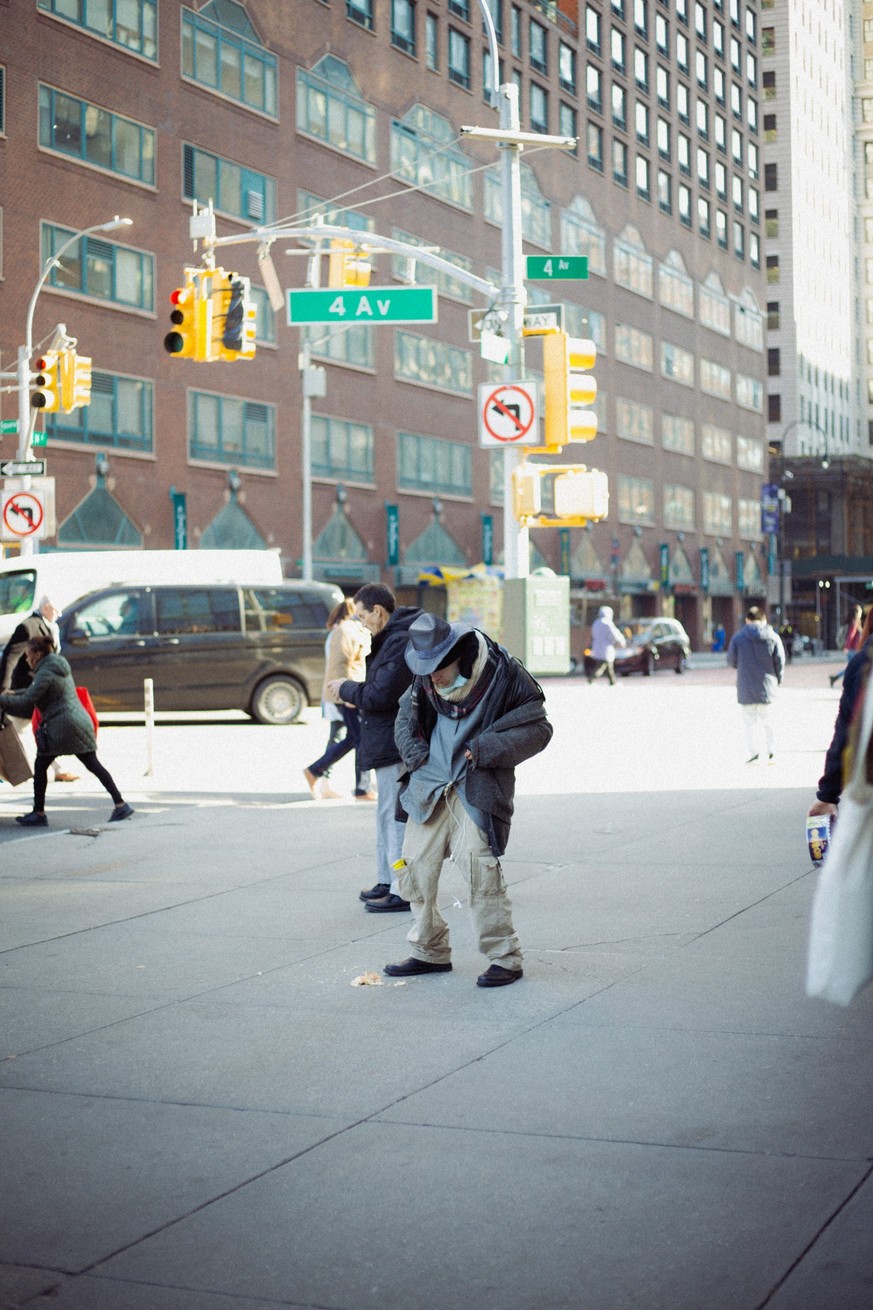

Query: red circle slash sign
<box><xmin>482</xmin><ymin>385</ymin><xmax>535</xmax><ymax>444</ymax></box>
<box><xmin>3</xmin><ymin>492</ymin><xmax>44</xmax><ymax>536</ymax></box>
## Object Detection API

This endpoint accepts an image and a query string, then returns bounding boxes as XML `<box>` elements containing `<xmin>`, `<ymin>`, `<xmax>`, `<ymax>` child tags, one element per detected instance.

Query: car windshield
<box><xmin>625</xmin><ymin>623</ymin><xmax>658</xmax><ymax>647</ymax></box>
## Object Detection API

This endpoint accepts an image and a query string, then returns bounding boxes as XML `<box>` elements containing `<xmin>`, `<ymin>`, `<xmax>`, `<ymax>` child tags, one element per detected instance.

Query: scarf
<box><xmin>421</xmin><ymin>631</ymin><xmax>498</xmax><ymax>720</ymax></box>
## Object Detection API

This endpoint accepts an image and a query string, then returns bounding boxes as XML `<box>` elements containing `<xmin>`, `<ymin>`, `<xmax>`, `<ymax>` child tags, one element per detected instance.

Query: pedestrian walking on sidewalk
<box><xmin>0</xmin><ymin>636</ymin><xmax>133</xmax><ymax>826</ymax></box>
<box><xmin>586</xmin><ymin>606</ymin><xmax>626</xmax><ymax>685</ymax></box>
<box><xmin>809</xmin><ymin>607</ymin><xmax>873</xmax><ymax>818</ymax></box>
<box><xmin>830</xmin><ymin>604</ymin><xmax>865</xmax><ymax>688</ymax></box>
<box><xmin>0</xmin><ymin>595</ymin><xmax>80</xmax><ymax>783</ymax></box>
<box><xmin>327</xmin><ymin>583</ymin><xmax>422</xmax><ymax>913</ymax></box>
<box><xmin>726</xmin><ymin>605</ymin><xmax>785</xmax><ymax>764</ymax></box>
<box><xmin>303</xmin><ymin>598</ymin><xmax>372</xmax><ymax>800</ymax></box>
<box><xmin>385</xmin><ymin>612</ymin><xmax>553</xmax><ymax>988</ymax></box>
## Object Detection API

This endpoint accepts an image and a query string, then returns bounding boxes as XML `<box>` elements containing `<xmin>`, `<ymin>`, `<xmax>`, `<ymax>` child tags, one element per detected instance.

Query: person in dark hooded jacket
<box><xmin>726</xmin><ymin>605</ymin><xmax>785</xmax><ymax>764</ymax></box>
<box><xmin>0</xmin><ymin>636</ymin><xmax>133</xmax><ymax>827</ymax></box>
<box><xmin>327</xmin><ymin>583</ymin><xmax>422</xmax><ymax>912</ymax></box>
<box><xmin>385</xmin><ymin>613</ymin><xmax>553</xmax><ymax>988</ymax></box>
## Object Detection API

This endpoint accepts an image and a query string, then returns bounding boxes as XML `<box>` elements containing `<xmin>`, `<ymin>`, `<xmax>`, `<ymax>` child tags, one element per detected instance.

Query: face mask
<box><xmin>434</xmin><ymin>672</ymin><xmax>467</xmax><ymax>697</ymax></box>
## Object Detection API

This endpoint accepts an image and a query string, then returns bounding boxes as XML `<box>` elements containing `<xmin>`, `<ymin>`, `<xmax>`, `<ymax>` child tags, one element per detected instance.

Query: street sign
<box><xmin>479</xmin><ymin>381</ymin><xmax>539</xmax><ymax>447</ymax></box>
<box><xmin>0</xmin><ymin>459</ymin><xmax>46</xmax><ymax>477</ymax></box>
<box><xmin>1</xmin><ymin>489</ymin><xmax>46</xmax><ymax>539</ymax></box>
<box><xmin>0</xmin><ymin>419</ymin><xmax>19</xmax><ymax>435</ymax></box>
<box><xmin>526</xmin><ymin>256</ymin><xmax>588</xmax><ymax>281</ymax></box>
<box><xmin>523</xmin><ymin>303</ymin><xmax>565</xmax><ymax>332</ymax></box>
<box><xmin>288</xmin><ymin>285</ymin><xmax>437</xmax><ymax>325</ymax></box>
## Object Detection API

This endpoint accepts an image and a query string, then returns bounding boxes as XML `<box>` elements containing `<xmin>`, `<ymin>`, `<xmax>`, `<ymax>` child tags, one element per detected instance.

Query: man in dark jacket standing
<box><xmin>386</xmin><ymin>613</ymin><xmax>552</xmax><ymax>987</ymax></box>
<box><xmin>726</xmin><ymin>604</ymin><xmax>785</xmax><ymax>764</ymax></box>
<box><xmin>328</xmin><ymin>583</ymin><xmax>422</xmax><ymax>913</ymax></box>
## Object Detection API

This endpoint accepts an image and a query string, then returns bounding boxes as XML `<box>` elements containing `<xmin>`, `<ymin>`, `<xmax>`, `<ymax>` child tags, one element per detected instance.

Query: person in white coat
<box><xmin>587</xmin><ymin>606</ymin><xmax>626</xmax><ymax>685</ymax></box>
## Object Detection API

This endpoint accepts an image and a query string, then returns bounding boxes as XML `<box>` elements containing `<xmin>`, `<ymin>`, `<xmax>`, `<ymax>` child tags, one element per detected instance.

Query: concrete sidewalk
<box><xmin>1</xmin><ymin>683</ymin><xmax>872</xmax><ymax>1309</ymax></box>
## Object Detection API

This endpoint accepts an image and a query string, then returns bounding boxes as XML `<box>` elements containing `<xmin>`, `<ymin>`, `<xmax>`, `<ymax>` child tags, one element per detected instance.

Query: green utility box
<box><xmin>503</xmin><ymin>573</ymin><xmax>571</xmax><ymax>675</ymax></box>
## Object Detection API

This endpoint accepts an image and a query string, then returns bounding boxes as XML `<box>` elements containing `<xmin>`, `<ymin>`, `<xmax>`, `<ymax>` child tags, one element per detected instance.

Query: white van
<box><xmin>0</xmin><ymin>549</ymin><xmax>283</xmax><ymax>643</ymax></box>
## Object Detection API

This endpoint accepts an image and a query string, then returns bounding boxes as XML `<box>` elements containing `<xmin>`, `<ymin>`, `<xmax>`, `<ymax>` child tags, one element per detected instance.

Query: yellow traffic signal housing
<box><xmin>512</xmin><ymin>465</ymin><xmax>542</xmax><ymax>519</ymax></box>
<box><xmin>327</xmin><ymin>239</ymin><xmax>372</xmax><ymax>288</ymax></box>
<box><xmin>164</xmin><ymin>283</ymin><xmax>201</xmax><ymax>359</ymax></box>
<box><xmin>512</xmin><ymin>462</ymin><xmax>609</xmax><ymax>528</ymax></box>
<box><xmin>542</xmin><ymin>330</ymin><xmax>598</xmax><ymax>449</ymax></box>
<box><xmin>71</xmin><ymin>353</ymin><xmax>92</xmax><ymax>409</ymax></box>
<box><xmin>553</xmin><ymin>468</ymin><xmax>609</xmax><ymax>520</ymax></box>
<box><xmin>31</xmin><ymin>352</ymin><xmax>61</xmax><ymax>412</ymax></box>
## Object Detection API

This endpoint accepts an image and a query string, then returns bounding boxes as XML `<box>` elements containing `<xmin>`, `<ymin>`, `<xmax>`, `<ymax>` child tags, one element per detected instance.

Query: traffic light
<box><xmin>214</xmin><ymin>272</ymin><xmax>257</xmax><ymax>361</ymax></box>
<box><xmin>511</xmin><ymin>462</ymin><xmax>608</xmax><ymax>528</ymax></box>
<box><xmin>512</xmin><ymin>465</ymin><xmax>542</xmax><ymax>520</ymax></box>
<box><xmin>542</xmin><ymin>330</ymin><xmax>598</xmax><ymax>449</ymax></box>
<box><xmin>31</xmin><ymin>352</ymin><xmax>61</xmax><ymax>411</ymax></box>
<box><xmin>70</xmin><ymin>353</ymin><xmax>92</xmax><ymax>409</ymax></box>
<box><xmin>164</xmin><ymin>283</ymin><xmax>206</xmax><ymax>359</ymax></box>
<box><xmin>553</xmin><ymin>469</ymin><xmax>609</xmax><ymax>520</ymax></box>
<box><xmin>327</xmin><ymin>239</ymin><xmax>371</xmax><ymax>288</ymax></box>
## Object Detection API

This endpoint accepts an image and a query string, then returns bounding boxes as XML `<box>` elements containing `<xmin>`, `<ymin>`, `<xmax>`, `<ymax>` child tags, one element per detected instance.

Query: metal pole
<box><xmin>300</xmin><ymin>339</ymin><xmax>313</xmax><ymax>583</ymax></box>
<box><xmin>498</xmin><ymin>83</ymin><xmax>528</xmax><ymax>582</ymax></box>
<box><xmin>143</xmin><ymin>677</ymin><xmax>154</xmax><ymax>776</ymax></box>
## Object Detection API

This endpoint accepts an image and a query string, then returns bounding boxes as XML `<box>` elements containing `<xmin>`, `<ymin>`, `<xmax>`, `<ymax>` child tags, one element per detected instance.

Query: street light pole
<box><xmin>12</xmin><ymin>216</ymin><xmax>132</xmax><ymax>556</ymax></box>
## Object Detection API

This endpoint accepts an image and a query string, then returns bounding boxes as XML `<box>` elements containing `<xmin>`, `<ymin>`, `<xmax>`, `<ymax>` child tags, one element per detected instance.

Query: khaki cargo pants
<box><xmin>396</xmin><ymin>785</ymin><xmax>523</xmax><ymax>969</ymax></box>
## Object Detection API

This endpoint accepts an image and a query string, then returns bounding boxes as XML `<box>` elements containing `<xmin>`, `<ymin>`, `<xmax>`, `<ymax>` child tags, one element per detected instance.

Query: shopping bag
<box><xmin>806</xmin><ymin>669</ymin><xmax>873</xmax><ymax>1006</ymax></box>
<box><xmin>0</xmin><ymin>715</ymin><xmax>34</xmax><ymax>787</ymax></box>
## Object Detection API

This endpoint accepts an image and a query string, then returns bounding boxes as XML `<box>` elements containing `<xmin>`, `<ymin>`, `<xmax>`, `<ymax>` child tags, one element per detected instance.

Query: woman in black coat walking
<box><xmin>0</xmin><ymin>636</ymin><xmax>133</xmax><ymax>827</ymax></box>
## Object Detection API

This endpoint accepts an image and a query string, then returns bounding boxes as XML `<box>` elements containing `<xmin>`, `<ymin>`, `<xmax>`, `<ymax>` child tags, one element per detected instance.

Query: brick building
<box><xmin>0</xmin><ymin>0</ymin><xmax>767</xmax><ymax>647</ymax></box>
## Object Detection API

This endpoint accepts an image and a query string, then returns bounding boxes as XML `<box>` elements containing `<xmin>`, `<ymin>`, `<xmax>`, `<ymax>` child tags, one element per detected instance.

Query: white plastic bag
<box><xmin>806</xmin><ymin>670</ymin><xmax>873</xmax><ymax>1006</ymax></box>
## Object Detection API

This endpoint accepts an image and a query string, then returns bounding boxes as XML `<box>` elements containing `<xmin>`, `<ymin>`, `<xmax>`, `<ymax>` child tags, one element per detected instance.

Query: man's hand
<box><xmin>808</xmin><ymin>800</ymin><xmax>838</xmax><ymax>818</ymax></box>
<box><xmin>326</xmin><ymin>679</ymin><xmax>345</xmax><ymax>700</ymax></box>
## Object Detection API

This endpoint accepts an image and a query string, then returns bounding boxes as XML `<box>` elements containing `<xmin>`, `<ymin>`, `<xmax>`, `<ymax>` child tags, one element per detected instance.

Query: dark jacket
<box><xmin>816</xmin><ymin>640</ymin><xmax>873</xmax><ymax>804</ymax></box>
<box><xmin>726</xmin><ymin>621</ymin><xmax>784</xmax><ymax>704</ymax></box>
<box><xmin>338</xmin><ymin>605</ymin><xmax>422</xmax><ymax>771</ymax></box>
<box><xmin>394</xmin><ymin>636</ymin><xmax>553</xmax><ymax>856</ymax></box>
<box><xmin>0</xmin><ymin>613</ymin><xmax>57</xmax><ymax>693</ymax></box>
<box><xmin>0</xmin><ymin>653</ymin><xmax>97</xmax><ymax>755</ymax></box>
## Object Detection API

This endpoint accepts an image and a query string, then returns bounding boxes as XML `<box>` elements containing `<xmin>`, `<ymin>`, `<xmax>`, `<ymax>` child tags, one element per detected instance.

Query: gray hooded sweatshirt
<box><xmin>726</xmin><ymin>621</ymin><xmax>785</xmax><ymax>704</ymax></box>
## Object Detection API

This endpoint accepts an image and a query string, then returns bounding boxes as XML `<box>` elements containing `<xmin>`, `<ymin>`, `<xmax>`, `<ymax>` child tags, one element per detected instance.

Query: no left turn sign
<box><xmin>478</xmin><ymin>381</ymin><xmax>539</xmax><ymax>447</ymax></box>
<box><xmin>2</xmin><ymin>490</ymin><xmax>46</xmax><ymax>539</ymax></box>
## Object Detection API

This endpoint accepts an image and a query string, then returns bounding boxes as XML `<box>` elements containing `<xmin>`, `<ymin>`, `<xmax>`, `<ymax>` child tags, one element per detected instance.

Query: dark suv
<box><xmin>58</xmin><ymin>581</ymin><xmax>343</xmax><ymax>723</ymax></box>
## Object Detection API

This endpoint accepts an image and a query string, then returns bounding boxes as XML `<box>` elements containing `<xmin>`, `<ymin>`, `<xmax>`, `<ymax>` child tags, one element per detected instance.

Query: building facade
<box><xmin>0</xmin><ymin>0</ymin><xmax>768</xmax><ymax>647</ymax></box>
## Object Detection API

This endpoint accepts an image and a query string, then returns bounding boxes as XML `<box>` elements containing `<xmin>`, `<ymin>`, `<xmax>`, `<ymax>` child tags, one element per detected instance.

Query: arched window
<box><xmin>613</xmin><ymin>225</ymin><xmax>653</xmax><ymax>297</ymax></box>
<box><xmin>391</xmin><ymin>105</ymin><xmax>473</xmax><ymax>209</ymax></box>
<box><xmin>560</xmin><ymin>197</ymin><xmax>607</xmax><ymax>276</ymax></box>
<box><xmin>297</xmin><ymin>56</ymin><xmax>376</xmax><ymax>163</ymax></box>
<box><xmin>182</xmin><ymin>0</ymin><xmax>277</xmax><ymax>116</ymax></box>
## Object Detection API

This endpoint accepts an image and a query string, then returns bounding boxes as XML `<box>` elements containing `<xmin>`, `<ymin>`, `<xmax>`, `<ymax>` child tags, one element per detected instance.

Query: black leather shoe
<box><xmin>359</xmin><ymin>882</ymin><xmax>390</xmax><ymax>902</ymax></box>
<box><xmin>384</xmin><ymin>957</ymin><xmax>452</xmax><ymax>976</ymax></box>
<box><xmin>365</xmin><ymin>893</ymin><xmax>411</xmax><ymax>913</ymax></box>
<box><xmin>15</xmin><ymin>812</ymin><xmax>48</xmax><ymax>827</ymax></box>
<box><xmin>477</xmin><ymin>964</ymin><xmax>523</xmax><ymax>988</ymax></box>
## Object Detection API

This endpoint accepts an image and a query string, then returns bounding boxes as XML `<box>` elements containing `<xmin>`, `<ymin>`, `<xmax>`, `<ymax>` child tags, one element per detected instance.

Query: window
<box><xmin>695</xmin><ymin>1</ymin><xmax>706</xmax><ymax>39</ymax></box>
<box><xmin>732</xmin><ymin>128</ymin><xmax>743</xmax><ymax>164</ymax></box>
<box><xmin>615</xmin><ymin>323</ymin><xmax>654</xmax><ymax>369</ymax></box>
<box><xmin>714</xmin><ymin>65</ymin><xmax>725</xmax><ymax>105</ymax></box>
<box><xmin>700</xmin><ymin>357</ymin><xmax>731</xmax><ymax>401</ymax></box>
<box><xmin>559</xmin><ymin>102</ymin><xmax>577</xmax><ymax>144</ymax></box>
<box><xmin>659</xmin><ymin>256</ymin><xmax>693</xmax><ymax>320</ymax></box>
<box><xmin>747</xmin><ymin>140</ymin><xmax>758</xmax><ymax>179</ymax></box>
<box><xmin>746</xmin><ymin>52</ymin><xmax>756</xmax><ymax>87</ymax></box>
<box><xmin>614</xmin><ymin>227</ymin><xmax>653</xmax><ymax>296</ymax></box>
<box><xmin>530</xmin><ymin>20</ymin><xmax>547</xmax><ymax>72</ymax></box>
<box><xmin>303</xmin><ymin>320</ymin><xmax>375</xmax><ymax>369</ymax></box>
<box><xmin>747</xmin><ymin>98</ymin><xmax>757</xmax><ymax>133</ymax></box>
<box><xmin>733</xmin><ymin>219</ymin><xmax>744</xmax><ymax>259</ymax></box>
<box><xmin>347</xmin><ymin>0</ymin><xmax>374</xmax><ymax>29</ymax></box>
<box><xmin>767</xmin><ymin>348</ymin><xmax>780</xmax><ymax>377</ymax></box>
<box><xmin>678</xmin><ymin>132</ymin><xmax>690</xmax><ymax>174</ymax></box>
<box><xmin>251</xmin><ymin>286</ymin><xmax>276</xmax><ymax>345</ymax></box>
<box><xmin>189</xmin><ymin>392</ymin><xmax>276</xmax><ymax>469</ymax></box>
<box><xmin>613</xmin><ymin>139</ymin><xmax>628</xmax><ymax>185</ymax></box>
<box><xmin>716</xmin><ymin>209</ymin><xmax>727</xmax><ymax>247</ymax></box>
<box><xmin>612</xmin><ymin>82</ymin><xmax>627</xmax><ymax>129</ymax></box>
<box><xmin>763</xmin><ymin>69</ymin><xmax>775</xmax><ymax>99</ymax></box>
<box><xmin>297</xmin><ymin>56</ymin><xmax>376</xmax><ymax>163</ymax></box>
<box><xmin>634</xmin><ymin>47</ymin><xmax>648</xmax><ymax>90</ymax></box>
<box><xmin>586</xmin><ymin>4</ymin><xmax>601</xmax><ymax>52</ymax></box>
<box><xmin>560</xmin><ymin>197</ymin><xmax>608</xmax><ymax>276</ymax></box>
<box><xmin>635</xmin><ymin>0</ymin><xmax>648</xmax><ymax>37</ymax></box>
<box><xmin>635</xmin><ymin>155</ymin><xmax>650</xmax><ymax>199</ymax></box>
<box><xmin>696</xmin><ymin>50</ymin><xmax>707</xmax><ymax>88</ymax></box>
<box><xmin>485</xmin><ymin>160</ymin><xmax>551</xmax><ymax>244</ymax></box>
<box><xmin>700</xmin><ymin>276</ymin><xmax>731</xmax><ymax>334</ymax></box>
<box><xmin>182</xmin><ymin>3</ymin><xmax>277</xmax><ymax>115</ymax></box>
<box><xmin>448</xmin><ymin>28</ymin><xmax>471</xmax><ymax>86</ymax></box>
<box><xmin>38</xmin><ymin>0</ymin><xmax>157</xmax><ymax>59</ymax></box>
<box><xmin>611</xmin><ymin>28</ymin><xmax>626</xmax><ymax>73</ymax></box>
<box><xmin>737</xmin><ymin>435</ymin><xmax>764</xmax><ymax>473</ymax></box>
<box><xmin>618</xmin><ymin>475</ymin><xmax>654</xmax><ymax>526</ymax></box>
<box><xmin>395</xmin><ymin>331</ymin><xmax>472</xmax><ymax>394</ymax></box>
<box><xmin>661</xmin><ymin>341</ymin><xmax>694</xmax><ymax>386</ymax></box>
<box><xmin>392</xmin><ymin>0</ymin><xmax>417</xmax><ymax>55</ymax></box>
<box><xmin>587</xmin><ymin>122</ymin><xmax>604</xmax><ymax>170</ymax></box>
<box><xmin>697</xmin><ymin>146</ymin><xmax>710</xmax><ymax>187</ymax></box>
<box><xmin>655</xmin><ymin>13</ymin><xmax>668</xmax><ymax>53</ymax></box>
<box><xmin>311</xmin><ymin>414</ymin><xmax>374</xmax><ymax>482</ymax></box>
<box><xmin>635</xmin><ymin>101</ymin><xmax>649</xmax><ymax>144</ymax></box>
<box><xmin>762</xmin><ymin>26</ymin><xmax>774</xmax><ymax>56</ymax></box>
<box><xmin>391</xmin><ymin>105</ymin><xmax>473</xmax><ymax>208</ymax></box>
<box><xmin>702</xmin><ymin>423</ymin><xmax>732</xmax><ymax>464</ymax></box>
<box><xmin>426</xmin><ymin>12</ymin><xmax>439</xmax><ymax>67</ymax></box>
<box><xmin>677</xmin><ymin>31</ymin><xmax>688</xmax><ymax>72</ymax></box>
<box><xmin>41</xmin><ymin>223</ymin><xmax>154</xmax><ymax>311</ymax></box>
<box><xmin>715</xmin><ymin>159</ymin><xmax>727</xmax><ymax>198</ymax></box>
<box><xmin>664</xmin><ymin>484</ymin><xmax>695</xmax><ymax>531</ymax></box>
<box><xmin>736</xmin><ymin>372</ymin><xmax>762</xmax><ymax>413</ymax></box>
<box><xmin>45</xmin><ymin>370</ymin><xmax>153</xmax><ymax>452</ymax></box>
<box><xmin>677</xmin><ymin>81</ymin><xmax>689</xmax><ymax>123</ymax></box>
<box><xmin>657</xmin><ymin>117</ymin><xmax>670</xmax><ymax>158</ymax></box>
<box><xmin>715</xmin><ymin>113</ymin><xmax>726</xmax><ymax>152</ymax></box>
<box><xmin>703</xmin><ymin>491</ymin><xmax>732</xmax><ymax>535</ymax></box>
<box><xmin>678</xmin><ymin>183</ymin><xmax>691</xmax><ymax>226</ymax></box>
<box><xmin>448</xmin><ymin>0</ymin><xmax>470</xmax><ymax>17</ymax></box>
<box><xmin>767</xmin><ymin>301</ymin><xmax>779</xmax><ymax>330</ymax></box>
<box><xmin>696</xmin><ymin>98</ymin><xmax>708</xmax><ymax>138</ymax></box>
<box><xmin>731</xmin><ymin>80</ymin><xmax>742</xmax><ymax>119</ymax></box>
<box><xmin>657</xmin><ymin>168</ymin><xmax>671</xmax><ymax>213</ymax></box>
<box><xmin>656</xmin><ymin>65</ymin><xmax>670</xmax><ymax>107</ymax></box>
<box><xmin>530</xmin><ymin>82</ymin><xmax>549</xmax><ymax>132</ymax></box>
<box><xmin>511</xmin><ymin>4</ymin><xmax>522</xmax><ymax>56</ymax></box>
<box><xmin>183</xmin><ymin>144</ymin><xmax>275</xmax><ymax>223</ymax></box>
<box><xmin>738</xmin><ymin>499</ymin><xmax>761</xmax><ymax>540</ymax></box>
<box><xmin>397</xmin><ymin>432</ymin><xmax>472</xmax><ymax>496</ymax></box>
<box><xmin>732</xmin><ymin>175</ymin><xmax>743</xmax><ymax>212</ymax></box>
<box><xmin>767</xmin><ymin>394</ymin><xmax>781</xmax><ymax>423</ymax></box>
<box><xmin>38</xmin><ymin>85</ymin><xmax>155</xmax><ymax>185</ymax></box>
<box><xmin>616</xmin><ymin>397</ymin><xmax>655</xmax><ymax>443</ymax></box>
<box><xmin>662</xmin><ymin>413</ymin><xmax>695</xmax><ymax>455</ymax></box>
<box><xmin>587</xmin><ymin>64</ymin><xmax>603</xmax><ymax>111</ymax></box>
<box><xmin>559</xmin><ymin>42</ymin><xmax>576</xmax><ymax>93</ymax></box>
<box><xmin>713</xmin><ymin>19</ymin><xmax>724</xmax><ymax>55</ymax></box>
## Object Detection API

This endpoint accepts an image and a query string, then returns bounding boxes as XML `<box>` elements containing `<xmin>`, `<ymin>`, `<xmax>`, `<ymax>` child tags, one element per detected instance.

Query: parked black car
<box><xmin>58</xmin><ymin>581</ymin><xmax>343</xmax><ymax>723</ymax></box>
<box><xmin>613</xmin><ymin>618</ymin><xmax>691</xmax><ymax>677</ymax></box>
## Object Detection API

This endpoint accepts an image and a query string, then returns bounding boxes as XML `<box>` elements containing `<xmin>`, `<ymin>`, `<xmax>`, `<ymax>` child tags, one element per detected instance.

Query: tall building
<box><xmin>0</xmin><ymin>0</ymin><xmax>768</xmax><ymax>647</ymax></box>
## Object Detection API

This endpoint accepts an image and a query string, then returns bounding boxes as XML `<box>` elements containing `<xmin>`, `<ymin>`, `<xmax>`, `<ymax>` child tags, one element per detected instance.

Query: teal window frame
<box><xmin>302</xmin><ymin>322</ymin><xmax>375</xmax><ymax>369</ymax></box>
<box><xmin>311</xmin><ymin>414</ymin><xmax>375</xmax><ymax>482</ymax></box>
<box><xmin>251</xmin><ymin>286</ymin><xmax>276</xmax><ymax>345</ymax></box>
<box><xmin>189</xmin><ymin>392</ymin><xmax>276</xmax><ymax>470</ymax></box>
<box><xmin>296</xmin><ymin>57</ymin><xmax>376</xmax><ymax>164</ymax></box>
<box><xmin>394</xmin><ymin>331</ymin><xmax>472</xmax><ymax>395</ymax></box>
<box><xmin>391</xmin><ymin>106</ymin><xmax>473</xmax><ymax>211</ymax></box>
<box><xmin>182</xmin><ymin>7</ymin><xmax>277</xmax><ymax>117</ymax></box>
<box><xmin>41</xmin><ymin>223</ymin><xmax>154</xmax><ymax>312</ymax></box>
<box><xmin>45</xmin><ymin>371</ymin><xmax>154</xmax><ymax>453</ymax></box>
<box><xmin>37</xmin><ymin>0</ymin><xmax>157</xmax><ymax>60</ymax></box>
<box><xmin>397</xmin><ymin>431</ymin><xmax>472</xmax><ymax>497</ymax></box>
<box><xmin>183</xmin><ymin>143</ymin><xmax>275</xmax><ymax>224</ymax></box>
<box><xmin>38</xmin><ymin>85</ymin><xmax>155</xmax><ymax>185</ymax></box>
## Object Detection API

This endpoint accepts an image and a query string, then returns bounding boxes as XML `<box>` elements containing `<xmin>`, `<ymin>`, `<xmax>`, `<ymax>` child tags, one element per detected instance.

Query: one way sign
<box><xmin>0</xmin><ymin>459</ymin><xmax>46</xmax><ymax>477</ymax></box>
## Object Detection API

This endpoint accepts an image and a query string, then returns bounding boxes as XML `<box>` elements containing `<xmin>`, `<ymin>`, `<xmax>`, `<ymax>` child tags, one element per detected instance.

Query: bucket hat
<box><xmin>405</xmin><ymin>612</ymin><xmax>473</xmax><ymax>675</ymax></box>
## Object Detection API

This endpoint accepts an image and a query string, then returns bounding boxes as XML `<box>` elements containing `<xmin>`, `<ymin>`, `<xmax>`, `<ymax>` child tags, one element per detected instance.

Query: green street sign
<box><xmin>526</xmin><ymin>255</ymin><xmax>588</xmax><ymax>281</ymax></box>
<box><xmin>288</xmin><ymin>285</ymin><xmax>437</xmax><ymax>325</ymax></box>
<box><xmin>32</xmin><ymin>430</ymin><xmax>47</xmax><ymax>448</ymax></box>
<box><xmin>0</xmin><ymin>419</ymin><xmax>19</xmax><ymax>435</ymax></box>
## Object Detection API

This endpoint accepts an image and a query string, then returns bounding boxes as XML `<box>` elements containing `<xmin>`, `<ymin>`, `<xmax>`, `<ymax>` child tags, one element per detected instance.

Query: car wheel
<box><xmin>643</xmin><ymin>652</ymin><xmax>654</xmax><ymax>676</ymax></box>
<box><xmin>675</xmin><ymin>654</ymin><xmax>687</xmax><ymax>673</ymax></box>
<box><xmin>250</xmin><ymin>675</ymin><xmax>306</xmax><ymax>725</ymax></box>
